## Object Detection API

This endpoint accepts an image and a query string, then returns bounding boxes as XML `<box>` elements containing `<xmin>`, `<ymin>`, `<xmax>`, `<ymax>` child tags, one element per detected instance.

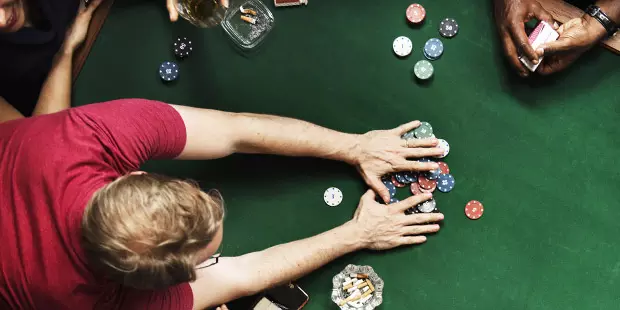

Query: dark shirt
<box><xmin>0</xmin><ymin>0</ymin><xmax>80</xmax><ymax>116</ymax></box>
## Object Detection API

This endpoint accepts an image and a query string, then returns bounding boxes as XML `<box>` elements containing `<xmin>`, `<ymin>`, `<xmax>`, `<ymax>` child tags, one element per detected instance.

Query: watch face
<box><xmin>393</xmin><ymin>36</ymin><xmax>413</xmax><ymax>57</ymax></box>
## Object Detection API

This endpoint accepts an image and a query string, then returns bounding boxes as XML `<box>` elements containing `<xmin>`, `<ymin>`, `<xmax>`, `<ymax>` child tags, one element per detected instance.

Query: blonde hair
<box><xmin>81</xmin><ymin>174</ymin><xmax>224</xmax><ymax>290</ymax></box>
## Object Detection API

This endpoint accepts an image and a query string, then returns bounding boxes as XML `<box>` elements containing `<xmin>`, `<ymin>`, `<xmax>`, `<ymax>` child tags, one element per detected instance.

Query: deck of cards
<box><xmin>520</xmin><ymin>21</ymin><xmax>560</xmax><ymax>72</ymax></box>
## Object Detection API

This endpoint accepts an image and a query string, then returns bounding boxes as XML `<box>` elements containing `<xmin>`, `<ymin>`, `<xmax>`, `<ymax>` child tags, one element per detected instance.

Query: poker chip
<box><xmin>324</xmin><ymin>187</ymin><xmax>343</xmax><ymax>207</ymax></box>
<box><xmin>159</xmin><ymin>61</ymin><xmax>179</xmax><ymax>82</ymax></box>
<box><xmin>423</xmin><ymin>38</ymin><xmax>444</xmax><ymax>60</ymax></box>
<box><xmin>383</xmin><ymin>179</ymin><xmax>397</xmax><ymax>197</ymax></box>
<box><xmin>438</xmin><ymin>161</ymin><xmax>450</xmax><ymax>174</ymax></box>
<box><xmin>426</xmin><ymin>166</ymin><xmax>442</xmax><ymax>180</ymax></box>
<box><xmin>403</xmin><ymin>171</ymin><xmax>418</xmax><ymax>183</ymax></box>
<box><xmin>410</xmin><ymin>182</ymin><xmax>423</xmax><ymax>195</ymax></box>
<box><xmin>395</xmin><ymin>173</ymin><xmax>409</xmax><ymax>185</ymax></box>
<box><xmin>413</xmin><ymin>122</ymin><xmax>433</xmax><ymax>138</ymax></box>
<box><xmin>417</xmin><ymin>199</ymin><xmax>437</xmax><ymax>213</ymax></box>
<box><xmin>405</xmin><ymin>3</ymin><xmax>426</xmax><ymax>24</ymax></box>
<box><xmin>436</xmin><ymin>173</ymin><xmax>455</xmax><ymax>193</ymax></box>
<box><xmin>393</xmin><ymin>36</ymin><xmax>413</xmax><ymax>57</ymax></box>
<box><xmin>437</xmin><ymin>139</ymin><xmax>450</xmax><ymax>158</ymax></box>
<box><xmin>417</xmin><ymin>174</ymin><xmax>437</xmax><ymax>190</ymax></box>
<box><xmin>465</xmin><ymin>200</ymin><xmax>484</xmax><ymax>220</ymax></box>
<box><xmin>419</xmin><ymin>181</ymin><xmax>436</xmax><ymax>193</ymax></box>
<box><xmin>413</xmin><ymin>60</ymin><xmax>434</xmax><ymax>80</ymax></box>
<box><xmin>174</xmin><ymin>37</ymin><xmax>193</xmax><ymax>59</ymax></box>
<box><xmin>439</xmin><ymin>18</ymin><xmax>459</xmax><ymax>38</ymax></box>
<box><xmin>391</xmin><ymin>175</ymin><xmax>406</xmax><ymax>188</ymax></box>
<box><xmin>389</xmin><ymin>197</ymin><xmax>400</xmax><ymax>204</ymax></box>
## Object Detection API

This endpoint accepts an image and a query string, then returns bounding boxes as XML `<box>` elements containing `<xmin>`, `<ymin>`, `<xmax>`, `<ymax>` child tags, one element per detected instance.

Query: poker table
<box><xmin>73</xmin><ymin>0</ymin><xmax>620</xmax><ymax>309</ymax></box>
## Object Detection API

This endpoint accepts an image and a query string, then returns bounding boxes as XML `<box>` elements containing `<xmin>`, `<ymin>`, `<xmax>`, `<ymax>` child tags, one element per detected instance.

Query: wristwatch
<box><xmin>585</xmin><ymin>5</ymin><xmax>618</xmax><ymax>37</ymax></box>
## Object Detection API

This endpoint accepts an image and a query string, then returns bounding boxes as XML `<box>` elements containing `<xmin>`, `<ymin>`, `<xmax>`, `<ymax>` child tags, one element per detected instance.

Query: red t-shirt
<box><xmin>0</xmin><ymin>99</ymin><xmax>194</xmax><ymax>309</ymax></box>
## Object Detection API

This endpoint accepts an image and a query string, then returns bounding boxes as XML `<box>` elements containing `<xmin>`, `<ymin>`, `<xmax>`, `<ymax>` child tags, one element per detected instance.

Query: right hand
<box><xmin>351</xmin><ymin>190</ymin><xmax>443</xmax><ymax>250</ymax></box>
<box><xmin>62</xmin><ymin>0</ymin><xmax>103</xmax><ymax>53</ymax></box>
<box><xmin>493</xmin><ymin>0</ymin><xmax>557</xmax><ymax>77</ymax></box>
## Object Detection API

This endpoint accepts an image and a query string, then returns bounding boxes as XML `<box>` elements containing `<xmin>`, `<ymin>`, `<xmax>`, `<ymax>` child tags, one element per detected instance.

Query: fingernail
<box><xmin>554</xmin><ymin>22</ymin><xmax>559</xmax><ymax>29</ymax></box>
<box><xmin>438</xmin><ymin>214</ymin><xmax>444</xmax><ymax>220</ymax></box>
<box><xmin>533</xmin><ymin>59</ymin><xmax>539</xmax><ymax>64</ymax></box>
<box><xmin>432</xmin><ymin>163</ymin><xmax>440</xmax><ymax>169</ymax></box>
<box><xmin>537</xmin><ymin>48</ymin><xmax>544</xmax><ymax>54</ymax></box>
<box><xmin>431</xmin><ymin>138</ymin><xmax>438</xmax><ymax>143</ymax></box>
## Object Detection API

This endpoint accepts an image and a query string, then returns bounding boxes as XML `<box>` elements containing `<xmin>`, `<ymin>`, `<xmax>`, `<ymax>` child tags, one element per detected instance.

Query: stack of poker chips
<box><xmin>338</xmin><ymin>273</ymin><xmax>375</xmax><ymax>308</ymax></box>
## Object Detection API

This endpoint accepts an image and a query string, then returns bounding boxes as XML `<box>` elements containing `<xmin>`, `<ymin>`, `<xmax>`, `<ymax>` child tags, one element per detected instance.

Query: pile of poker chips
<box><xmin>380</xmin><ymin>122</ymin><xmax>470</xmax><ymax>217</ymax></box>
<box><xmin>394</xmin><ymin>3</ymin><xmax>460</xmax><ymax>81</ymax></box>
<box><xmin>158</xmin><ymin>36</ymin><xmax>194</xmax><ymax>83</ymax></box>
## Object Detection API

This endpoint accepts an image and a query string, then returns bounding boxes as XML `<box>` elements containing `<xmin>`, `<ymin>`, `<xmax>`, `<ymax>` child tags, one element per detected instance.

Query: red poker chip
<box><xmin>438</xmin><ymin>162</ymin><xmax>450</xmax><ymax>174</ymax></box>
<box><xmin>465</xmin><ymin>200</ymin><xmax>484</xmax><ymax>220</ymax></box>
<box><xmin>406</xmin><ymin>3</ymin><xmax>426</xmax><ymax>24</ymax></box>
<box><xmin>410</xmin><ymin>182</ymin><xmax>423</xmax><ymax>195</ymax></box>
<box><xmin>391</xmin><ymin>175</ymin><xmax>406</xmax><ymax>188</ymax></box>
<box><xmin>420</xmin><ymin>181</ymin><xmax>436</xmax><ymax>193</ymax></box>
<box><xmin>417</xmin><ymin>174</ymin><xmax>437</xmax><ymax>190</ymax></box>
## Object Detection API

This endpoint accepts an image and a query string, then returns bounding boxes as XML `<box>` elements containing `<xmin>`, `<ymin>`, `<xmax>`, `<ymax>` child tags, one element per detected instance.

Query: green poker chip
<box><xmin>414</xmin><ymin>122</ymin><xmax>433</xmax><ymax>138</ymax></box>
<box><xmin>414</xmin><ymin>60</ymin><xmax>434</xmax><ymax>80</ymax></box>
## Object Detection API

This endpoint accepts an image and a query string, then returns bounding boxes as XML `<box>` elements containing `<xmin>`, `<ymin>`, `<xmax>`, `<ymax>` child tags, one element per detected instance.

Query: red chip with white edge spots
<box><xmin>406</xmin><ymin>3</ymin><xmax>426</xmax><ymax>24</ymax></box>
<box><xmin>465</xmin><ymin>200</ymin><xmax>484</xmax><ymax>220</ymax></box>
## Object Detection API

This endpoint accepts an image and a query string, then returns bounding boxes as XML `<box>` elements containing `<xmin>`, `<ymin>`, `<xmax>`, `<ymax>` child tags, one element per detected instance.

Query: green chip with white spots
<box><xmin>414</xmin><ymin>60</ymin><xmax>434</xmax><ymax>80</ymax></box>
<box><xmin>414</xmin><ymin>122</ymin><xmax>433</xmax><ymax>138</ymax></box>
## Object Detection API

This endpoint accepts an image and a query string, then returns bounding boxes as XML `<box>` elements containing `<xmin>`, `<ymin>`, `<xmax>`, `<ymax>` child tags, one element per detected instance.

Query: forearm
<box><xmin>596</xmin><ymin>0</ymin><xmax>620</xmax><ymax>22</ymax></box>
<box><xmin>232</xmin><ymin>113</ymin><xmax>361</xmax><ymax>164</ymax></box>
<box><xmin>239</xmin><ymin>221</ymin><xmax>364</xmax><ymax>292</ymax></box>
<box><xmin>33</xmin><ymin>48</ymin><xmax>74</xmax><ymax>116</ymax></box>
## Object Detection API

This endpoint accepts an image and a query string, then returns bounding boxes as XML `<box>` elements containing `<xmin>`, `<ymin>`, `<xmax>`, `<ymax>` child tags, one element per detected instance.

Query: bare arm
<box><xmin>172</xmin><ymin>105</ymin><xmax>359</xmax><ymax>164</ymax></box>
<box><xmin>0</xmin><ymin>96</ymin><xmax>24</xmax><ymax>123</ymax></box>
<box><xmin>33</xmin><ymin>0</ymin><xmax>102</xmax><ymax>116</ymax></box>
<box><xmin>190</xmin><ymin>191</ymin><xmax>444</xmax><ymax>309</ymax></box>
<box><xmin>33</xmin><ymin>50</ymin><xmax>74</xmax><ymax>116</ymax></box>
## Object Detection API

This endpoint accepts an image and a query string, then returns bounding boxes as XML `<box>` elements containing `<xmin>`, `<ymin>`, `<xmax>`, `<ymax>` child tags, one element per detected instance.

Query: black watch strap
<box><xmin>586</xmin><ymin>5</ymin><xmax>618</xmax><ymax>38</ymax></box>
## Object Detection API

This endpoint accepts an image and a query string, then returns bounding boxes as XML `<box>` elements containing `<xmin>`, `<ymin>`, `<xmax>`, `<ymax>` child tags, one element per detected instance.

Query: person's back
<box><xmin>0</xmin><ymin>100</ymin><xmax>193</xmax><ymax>309</ymax></box>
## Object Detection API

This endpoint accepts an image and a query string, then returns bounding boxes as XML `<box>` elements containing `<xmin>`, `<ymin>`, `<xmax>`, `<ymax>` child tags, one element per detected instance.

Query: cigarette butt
<box><xmin>339</xmin><ymin>290</ymin><xmax>361</xmax><ymax>306</ymax></box>
<box><xmin>240</xmin><ymin>15</ymin><xmax>256</xmax><ymax>24</ymax></box>
<box><xmin>343</xmin><ymin>283</ymin><xmax>353</xmax><ymax>290</ymax></box>
<box><xmin>358</xmin><ymin>273</ymin><xmax>369</xmax><ymax>279</ymax></box>
<box><xmin>366</xmin><ymin>279</ymin><xmax>375</xmax><ymax>292</ymax></box>
<box><xmin>247</xmin><ymin>9</ymin><xmax>257</xmax><ymax>15</ymax></box>
<box><xmin>356</xmin><ymin>281</ymin><xmax>369</xmax><ymax>289</ymax></box>
<box><xmin>363</xmin><ymin>286</ymin><xmax>370</xmax><ymax>292</ymax></box>
<box><xmin>353</xmin><ymin>279</ymin><xmax>363</xmax><ymax>286</ymax></box>
<box><xmin>361</xmin><ymin>289</ymin><xmax>373</xmax><ymax>298</ymax></box>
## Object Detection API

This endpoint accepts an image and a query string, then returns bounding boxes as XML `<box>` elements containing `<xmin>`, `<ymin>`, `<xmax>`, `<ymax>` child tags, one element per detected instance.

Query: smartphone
<box><xmin>251</xmin><ymin>283</ymin><xmax>309</xmax><ymax>310</ymax></box>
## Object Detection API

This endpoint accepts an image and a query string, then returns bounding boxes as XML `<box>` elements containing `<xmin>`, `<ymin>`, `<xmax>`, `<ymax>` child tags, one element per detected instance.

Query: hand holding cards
<box><xmin>519</xmin><ymin>21</ymin><xmax>560</xmax><ymax>72</ymax></box>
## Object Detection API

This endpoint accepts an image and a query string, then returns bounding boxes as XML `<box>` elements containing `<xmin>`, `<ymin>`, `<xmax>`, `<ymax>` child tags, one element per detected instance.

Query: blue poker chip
<box><xmin>426</xmin><ymin>166</ymin><xmax>442</xmax><ymax>180</ymax></box>
<box><xmin>395</xmin><ymin>173</ymin><xmax>409</xmax><ymax>185</ymax></box>
<box><xmin>403</xmin><ymin>171</ymin><xmax>418</xmax><ymax>183</ymax></box>
<box><xmin>159</xmin><ymin>61</ymin><xmax>179</xmax><ymax>82</ymax></box>
<box><xmin>436</xmin><ymin>173</ymin><xmax>455</xmax><ymax>192</ymax></box>
<box><xmin>382</xmin><ymin>179</ymin><xmax>397</xmax><ymax>197</ymax></box>
<box><xmin>389</xmin><ymin>197</ymin><xmax>400</xmax><ymax>204</ymax></box>
<box><xmin>423</xmin><ymin>38</ymin><xmax>444</xmax><ymax>60</ymax></box>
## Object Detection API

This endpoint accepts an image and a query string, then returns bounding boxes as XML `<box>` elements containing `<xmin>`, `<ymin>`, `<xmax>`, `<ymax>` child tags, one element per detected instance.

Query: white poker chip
<box><xmin>437</xmin><ymin>138</ymin><xmax>450</xmax><ymax>158</ymax></box>
<box><xmin>392</xmin><ymin>36</ymin><xmax>413</xmax><ymax>57</ymax></box>
<box><xmin>324</xmin><ymin>187</ymin><xmax>343</xmax><ymax>207</ymax></box>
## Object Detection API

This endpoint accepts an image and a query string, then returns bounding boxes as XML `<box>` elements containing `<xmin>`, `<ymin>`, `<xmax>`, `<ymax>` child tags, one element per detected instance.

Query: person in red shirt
<box><xmin>0</xmin><ymin>98</ymin><xmax>445</xmax><ymax>309</ymax></box>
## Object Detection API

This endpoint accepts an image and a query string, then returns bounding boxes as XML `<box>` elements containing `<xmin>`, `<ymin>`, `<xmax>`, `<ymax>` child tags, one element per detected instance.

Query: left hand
<box><xmin>354</xmin><ymin>121</ymin><xmax>443</xmax><ymax>203</ymax></box>
<box><xmin>62</xmin><ymin>0</ymin><xmax>103</xmax><ymax>53</ymax></box>
<box><xmin>537</xmin><ymin>15</ymin><xmax>607</xmax><ymax>75</ymax></box>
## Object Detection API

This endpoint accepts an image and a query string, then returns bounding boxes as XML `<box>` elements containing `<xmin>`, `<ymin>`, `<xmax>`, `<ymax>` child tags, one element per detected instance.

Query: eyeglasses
<box><xmin>195</xmin><ymin>253</ymin><xmax>221</xmax><ymax>269</ymax></box>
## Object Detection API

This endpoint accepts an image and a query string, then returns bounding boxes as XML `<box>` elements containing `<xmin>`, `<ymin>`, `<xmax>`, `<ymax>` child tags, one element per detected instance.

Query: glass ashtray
<box><xmin>221</xmin><ymin>0</ymin><xmax>275</xmax><ymax>50</ymax></box>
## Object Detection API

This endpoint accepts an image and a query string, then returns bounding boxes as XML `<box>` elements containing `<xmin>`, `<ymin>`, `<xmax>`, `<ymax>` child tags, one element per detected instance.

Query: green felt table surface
<box><xmin>74</xmin><ymin>0</ymin><xmax>620</xmax><ymax>309</ymax></box>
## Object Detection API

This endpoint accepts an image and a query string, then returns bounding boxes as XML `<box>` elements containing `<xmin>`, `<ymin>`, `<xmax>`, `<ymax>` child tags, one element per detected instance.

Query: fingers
<box><xmin>400</xmin><ymin>212</ymin><xmax>445</xmax><ymax>225</ymax></box>
<box><xmin>500</xmin><ymin>31</ymin><xmax>529</xmax><ymax>77</ymax></box>
<box><xmin>87</xmin><ymin>0</ymin><xmax>104</xmax><ymax>12</ymax></box>
<box><xmin>400</xmin><ymin>224</ymin><xmax>440</xmax><ymax>236</ymax></box>
<box><xmin>402</xmin><ymin>137</ymin><xmax>438</xmax><ymax>148</ymax></box>
<box><xmin>507</xmin><ymin>21</ymin><xmax>538</xmax><ymax>63</ymax></box>
<box><xmin>364</xmin><ymin>178</ymin><xmax>390</xmax><ymax>204</ymax></box>
<box><xmin>538</xmin><ymin>37</ymin><xmax>574</xmax><ymax>56</ymax></box>
<box><xmin>392</xmin><ymin>193</ymin><xmax>433</xmax><ymax>213</ymax></box>
<box><xmin>531</xmin><ymin>4</ymin><xmax>556</xmax><ymax>29</ymax></box>
<box><xmin>402</xmin><ymin>147</ymin><xmax>444</xmax><ymax>159</ymax></box>
<box><xmin>393</xmin><ymin>120</ymin><xmax>421</xmax><ymax>135</ymax></box>
<box><xmin>399</xmin><ymin>159</ymin><xmax>439</xmax><ymax>172</ymax></box>
<box><xmin>167</xmin><ymin>0</ymin><xmax>179</xmax><ymax>22</ymax></box>
<box><xmin>398</xmin><ymin>235</ymin><xmax>427</xmax><ymax>245</ymax></box>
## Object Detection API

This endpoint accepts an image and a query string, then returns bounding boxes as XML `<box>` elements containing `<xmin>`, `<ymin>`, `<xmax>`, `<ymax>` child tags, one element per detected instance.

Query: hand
<box><xmin>216</xmin><ymin>305</ymin><xmax>229</xmax><ymax>310</ymax></box>
<box><xmin>166</xmin><ymin>0</ymin><xmax>179</xmax><ymax>22</ymax></box>
<box><xmin>493</xmin><ymin>0</ymin><xmax>557</xmax><ymax>77</ymax></box>
<box><xmin>354</xmin><ymin>120</ymin><xmax>443</xmax><ymax>203</ymax></box>
<box><xmin>62</xmin><ymin>0</ymin><xmax>103</xmax><ymax>53</ymax></box>
<box><xmin>537</xmin><ymin>16</ymin><xmax>607</xmax><ymax>75</ymax></box>
<box><xmin>351</xmin><ymin>190</ymin><xmax>443</xmax><ymax>250</ymax></box>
